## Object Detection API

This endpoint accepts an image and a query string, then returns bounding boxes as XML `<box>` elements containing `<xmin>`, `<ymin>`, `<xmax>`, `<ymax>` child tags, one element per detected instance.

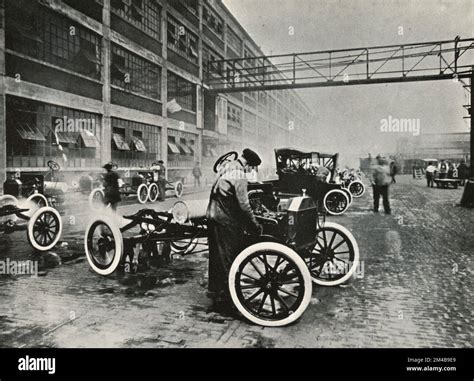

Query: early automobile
<box><xmin>269</xmin><ymin>148</ymin><xmax>352</xmax><ymax>215</ymax></box>
<box><xmin>84</xmin><ymin>152</ymin><xmax>360</xmax><ymax>327</ymax></box>
<box><xmin>88</xmin><ymin>165</ymin><xmax>184</xmax><ymax>209</ymax></box>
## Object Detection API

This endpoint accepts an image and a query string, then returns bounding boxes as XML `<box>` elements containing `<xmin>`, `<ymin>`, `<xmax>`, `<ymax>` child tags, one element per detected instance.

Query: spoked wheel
<box><xmin>84</xmin><ymin>216</ymin><xmax>123</xmax><ymax>275</ymax></box>
<box><xmin>304</xmin><ymin>222</ymin><xmax>360</xmax><ymax>286</ymax></box>
<box><xmin>148</xmin><ymin>183</ymin><xmax>159</xmax><ymax>202</ymax></box>
<box><xmin>340</xmin><ymin>188</ymin><xmax>353</xmax><ymax>205</ymax></box>
<box><xmin>137</xmin><ymin>184</ymin><xmax>149</xmax><ymax>204</ymax></box>
<box><xmin>323</xmin><ymin>189</ymin><xmax>349</xmax><ymax>216</ymax></box>
<box><xmin>348</xmin><ymin>181</ymin><xmax>365</xmax><ymax>198</ymax></box>
<box><xmin>229</xmin><ymin>242</ymin><xmax>312</xmax><ymax>327</ymax></box>
<box><xmin>0</xmin><ymin>195</ymin><xmax>19</xmax><ymax>224</ymax></box>
<box><xmin>27</xmin><ymin>207</ymin><xmax>63</xmax><ymax>251</ymax></box>
<box><xmin>174</xmin><ymin>181</ymin><xmax>184</xmax><ymax>198</ymax></box>
<box><xmin>89</xmin><ymin>188</ymin><xmax>106</xmax><ymax>211</ymax></box>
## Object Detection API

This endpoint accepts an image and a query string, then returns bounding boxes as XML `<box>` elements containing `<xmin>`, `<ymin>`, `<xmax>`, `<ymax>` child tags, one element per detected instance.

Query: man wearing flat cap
<box><xmin>207</xmin><ymin>148</ymin><xmax>263</xmax><ymax>304</ymax></box>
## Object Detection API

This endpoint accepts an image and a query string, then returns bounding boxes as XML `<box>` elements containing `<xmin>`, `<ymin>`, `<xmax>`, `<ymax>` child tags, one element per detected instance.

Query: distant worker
<box><xmin>151</xmin><ymin>160</ymin><xmax>167</xmax><ymax>201</ymax></box>
<box><xmin>371</xmin><ymin>156</ymin><xmax>391</xmax><ymax>214</ymax></box>
<box><xmin>438</xmin><ymin>160</ymin><xmax>448</xmax><ymax>179</ymax></box>
<box><xmin>389</xmin><ymin>161</ymin><xmax>398</xmax><ymax>184</ymax></box>
<box><xmin>192</xmin><ymin>161</ymin><xmax>202</xmax><ymax>188</ymax></box>
<box><xmin>102</xmin><ymin>162</ymin><xmax>121</xmax><ymax>211</ymax></box>
<box><xmin>457</xmin><ymin>159</ymin><xmax>469</xmax><ymax>186</ymax></box>
<box><xmin>425</xmin><ymin>162</ymin><xmax>436</xmax><ymax>188</ymax></box>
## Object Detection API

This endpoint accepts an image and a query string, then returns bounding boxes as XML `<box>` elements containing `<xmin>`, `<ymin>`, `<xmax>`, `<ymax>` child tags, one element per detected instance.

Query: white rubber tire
<box><xmin>148</xmin><ymin>183</ymin><xmax>159</xmax><ymax>202</ymax></box>
<box><xmin>0</xmin><ymin>195</ymin><xmax>19</xmax><ymax>223</ymax></box>
<box><xmin>311</xmin><ymin>222</ymin><xmax>360</xmax><ymax>286</ymax></box>
<box><xmin>323</xmin><ymin>189</ymin><xmax>350</xmax><ymax>216</ymax></box>
<box><xmin>27</xmin><ymin>206</ymin><xmax>63</xmax><ymax>252</ymax></box>
<box><xmin>137</xmin><ymin>183</ymin><xmax>149</xmax><ymax>204</ymax></box>
<box><xmin>229</xmin><ymin>242</ymin><xmax>312</xmax><ymax>327</ymax></box>
<box><xmin>340</xmin><ymin>188</ymin><xmax>353</xmax><ymax>205</ymax></box>
<box><xmin>348</xmin><ymin>180</ymin><xmax>365</xmax><ymax>198</ymax></box>
<box><xmin>84</xmin><ymin>216</ymin><xmax>123</xmax><ymax>276</ymax></box>
<box><xmin>88</xmin><ymin>188</ymin><xmax>105</xmax><ymax>211</ymax></box>
<box><xmin>174</xmin><ymin>181</ymin><xmax>184</xmax><ymax>198</ymax></box>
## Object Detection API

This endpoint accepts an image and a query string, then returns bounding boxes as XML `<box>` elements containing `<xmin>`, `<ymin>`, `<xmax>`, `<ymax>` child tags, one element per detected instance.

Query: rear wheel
<box><xmin>340</xmin><ymin>188</ymin><xmax>353</xmax><ymax>205</ymax></box>
<box><xmin>84</xmin><ymin>216</ymin><xmax>123</xmax><ymax>275</ymax></box>
<box><xmin>348</xmin><ymin>181</ymin><xmax>365</xmax><ymax>198</ymax></box>
<box><xmin>148</xmin><ymin>183</ymin><xmax>159</xmax><ymax>202</ymax></box>
<box><xmin>137</xmin><ymin>184</ymin><xmax>149</xmax><ymax>204</ymax></box>
<box><xmin>304</xmin><ymin>222</ymin><xmax>360</xmax><ymax>286</ymax></box>
<box><xmin>229</xmin><ymin>242</ymin><xmax>312</xmax><ymax>327</ymax></box>
<box><xmin>89</xmin><ymin>188</ymin><xmax>105</xmax><ymax>210</ymax></box>
<box><xmin>27</xmin><ymin>207</ymin><xmax>62</xmax><ymax>251</ymax></box>
<box><xmin>174</xmin><ymin>181</ymin><xmax>184</xmax><ymax>198</ymax></box>
<box><xmin>323</xmin><ymin>189</ymin><xmax>349</xmax><ymax>215</ymax></box>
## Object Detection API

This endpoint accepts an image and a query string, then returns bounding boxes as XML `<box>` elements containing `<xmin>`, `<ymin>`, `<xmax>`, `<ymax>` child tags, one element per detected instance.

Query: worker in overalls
<box><xmin>151</xmin><ymin>160</ymin><xmax>167</xmax><ymax>201</ymax></box>
<box><xmin>207</xmin><ymin>149</ymin><xmax>263</xmax><ymax>304</ymax></box>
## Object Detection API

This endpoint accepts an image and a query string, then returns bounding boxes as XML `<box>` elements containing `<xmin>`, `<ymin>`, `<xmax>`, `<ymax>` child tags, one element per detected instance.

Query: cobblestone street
<box><xmin>0</xmin><ymin>175</ymin><xmax>472</xmax><ymax>348</ymax></box>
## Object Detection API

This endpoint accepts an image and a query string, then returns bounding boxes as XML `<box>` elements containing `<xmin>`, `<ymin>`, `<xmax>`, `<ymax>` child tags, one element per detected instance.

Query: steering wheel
<box><xmin>47</xmin><ymin>160</ymin><xmax>61</xmax><ymax>172</ymax></box>
<box><xmin>213</xmin><ymin>151</ymin><xmax>238</xmax><ymax>173</ymax></box>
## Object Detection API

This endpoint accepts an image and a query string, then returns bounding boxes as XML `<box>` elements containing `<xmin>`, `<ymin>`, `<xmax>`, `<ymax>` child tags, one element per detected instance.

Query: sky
<box><xmin>222</xmin><ymin>0</ymin><xmax>474</xmax><ymax>165</ymax></box>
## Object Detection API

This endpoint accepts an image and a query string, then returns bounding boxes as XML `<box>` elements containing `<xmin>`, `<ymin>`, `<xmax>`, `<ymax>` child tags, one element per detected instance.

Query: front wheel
<box><xmin>148</xmin><ymin>183</ymin><xmax>159</xmax><ymax>202</ymax></box>
<box><xmin>229</xmin><ymin>242</ymin><xmax>312</xmax><ymax>327</ymax></box>
<box><xmin>304</xmin><ymin>222</ymin><xmax>360</xmax><ymax>286</ymax></box>
<box><xmin>84</xmin><ymin>216</ymin><xmax>123</xmax><ymax>275</ymax></box>
<box><xmin>137</xmin><ymin>183</ymin><xmax>149</xmax><ymax>204</ymax></box>
<box><xmin>340</xmin><ymin>188</ymin><xmax>353</xmax><ymax>205</ymax></box>
<box><xmin>348</xmin><ymin>181</ymin><xmax>365</xmax><ymax>198</ymax></box>
<box><xmin>323</xmin><ymin>189</ymin><xmax>349</xmax><ymax>215</ymax></box>
<box><xmin>27</xmin><ymin>207</ymin><xmax>63</xmax><ymax>251</ymax></box>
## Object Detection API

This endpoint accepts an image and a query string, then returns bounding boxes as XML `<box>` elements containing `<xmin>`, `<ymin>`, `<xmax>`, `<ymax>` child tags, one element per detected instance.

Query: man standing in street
<box><xmin>192</xmin><ymin>161</ymin><xmax>202</xmax><ymax>188</ymax></box>
<box><xmin>389</xmin><ymin>160</ymin><xmax>398</xmax><ymax>184</ymax></box>
<box><xmin>371</xmin><ymin>156</ymin><xmax>391</xmax><ymax>214</ymax></box>
<box><xmin>102</xmin><ymin>162</ymin><xmax>121</xmax><ymax>211</ymax></box>
<box><xmin>425</xmin><ymin>162</ymin><xmax>436</xmax><ymax>188</ymax></box>
<box><xmin>207</xmin><ymin>148</ymin><xmax>263</xmax><ymax>305</ymax></box>
<box><xmin>151</xmin><ymin>160</ymin><xmax>167</xmax><ymax>201</ymax></box>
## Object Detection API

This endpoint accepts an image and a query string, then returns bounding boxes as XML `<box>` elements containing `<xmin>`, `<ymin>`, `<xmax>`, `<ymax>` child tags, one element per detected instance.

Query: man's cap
<box><xmin>158</xmin><ymin>160</ymin><xmax>164</xmax><ymax>164</ymax></box>
<box><xmin>242</xmin><ymin>148</ymin><xmax>262</xmax><ymax>167</ymax></box>
<box><xmin>103</xmin><ymin>162</ymin><xmax>113</xmax><ymax>170</ymax></box>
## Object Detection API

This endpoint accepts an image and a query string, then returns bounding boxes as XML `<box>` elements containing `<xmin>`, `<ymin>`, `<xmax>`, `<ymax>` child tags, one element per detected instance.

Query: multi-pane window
<box><xmin>111</xmin><ymin>0</ymin><xmax>161</xmax><ymax>40</ymax></box>
<box><xmin>174</xmin><ymin>0</ymin><xmax>198</xmax><ymax>15</ymax></box>
<box><xmin>111</xmin><ymin>44</ymin><xmax>161</xmax><ymax>100</ymax></box>
<box><xmin>111</xmin><ymin>117</ymin><xmax>161</xmax><ymax>168</ymax></box>
<box><xmin>203</xmin><ymin>45</ymin><xmax>224</xmax><ymax>75</ymax></box>
<box><xmin>203</xmin><ymin>1</ymin><xmax>224</xmax><ymax>38</ymax></box>
<box><xmin>227</xmin><ymin>28</ymin><xmax>242</xmax><ymax>54</ymax></box>
<box><xmin>167</xmin><ymin>72</ymin><xmax>196</xmax><ymax>111</ymax></box>
<box><xmin>167</xmin><ymin>14</ymin><xmax>199</xmax><ymax>64</ymax></box>
<box><xmin>227</xmin><ymin>103</ymin><xmax>242</xmax><ymax>125</ymax></box>
<box><xmin>5</xmin><ymin>2</ymin><xmax>102</xmax><ymax>80</ymax></box>
<box><xmin>5</xmin><ymin>96</ymin><xmax>102</xmax><ymax>169</ymax></box>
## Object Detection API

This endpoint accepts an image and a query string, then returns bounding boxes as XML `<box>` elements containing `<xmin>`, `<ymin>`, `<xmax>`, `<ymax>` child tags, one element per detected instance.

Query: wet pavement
<box><xmin>0</xmin><ymin>177</ymin><xmax>472</xmax><ymax>348</ymax></box>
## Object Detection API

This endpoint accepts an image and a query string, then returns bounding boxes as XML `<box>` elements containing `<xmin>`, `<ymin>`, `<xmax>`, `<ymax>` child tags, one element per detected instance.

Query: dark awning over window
<box><xmin>131</xmin><ymin>136</ymin><xmax>147</xmax><ymax>152</ymax></box>
<box><xmin>168</xmin><ymin>142</ymin><xmax>180</xmax><ymax>154</ymax></box>
<box><xmin>113</xmin><ymin>133</ymin><xmax>131</xmax><ymax>151</ymax></box>
<box><xmin>179</xmin><ymin>142</ymin><xmax>192</xmax><ymax>155</ymax></box>
<box><xmin>79</xmin><ymin>130</ymin><xmax>100</xmax><ymax>148</ymax></box>
<box><xmin>15</xmin><ymin>123</ymin><xmax>46</xmax><ymax>142</ymax></box>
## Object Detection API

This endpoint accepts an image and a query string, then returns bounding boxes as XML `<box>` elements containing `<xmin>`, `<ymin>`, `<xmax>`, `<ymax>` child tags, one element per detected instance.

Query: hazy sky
<box><xmin>222</xmin><ymin>0</ymin><xmax>473</xmax><ymax>163</ymax></box>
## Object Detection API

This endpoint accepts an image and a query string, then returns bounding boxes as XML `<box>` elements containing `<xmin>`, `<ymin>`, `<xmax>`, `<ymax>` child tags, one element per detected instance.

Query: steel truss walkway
<box><xmin>205</xmin><ymin>37</ymin><xmax>474</xmax><ymax>93</ymax></box>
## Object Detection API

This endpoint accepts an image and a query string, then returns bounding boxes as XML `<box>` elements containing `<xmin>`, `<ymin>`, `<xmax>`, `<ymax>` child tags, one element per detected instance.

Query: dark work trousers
<box><xmin>157</xmin><ymin>180</ymin><xmax>166</xmax><ymax>201</ymax></box>
<box><xmin>426</xmin><ymin>173</ymin><xmax>434</xmax><ymax>187</ymax></box>
<box><xmin>373</xmin><ymin>185</ymin><xmax>391</xmax><ymax>213</ymax></box>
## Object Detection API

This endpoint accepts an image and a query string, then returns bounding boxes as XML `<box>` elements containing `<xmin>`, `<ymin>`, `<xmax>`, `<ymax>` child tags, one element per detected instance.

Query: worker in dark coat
<box><xmin>102</xmin><ymin>162</ymin><xmax>121</xmax><ymax>211</ymax></box>
<box><xmin>151</xmin><ymin>160</ymin><xmax>167</xmax><ymax>201</ymax></box>
<box><xmin>207</xmin><ymin>149</ymin><xmax>263</xmax><ymax>302</ymax></box>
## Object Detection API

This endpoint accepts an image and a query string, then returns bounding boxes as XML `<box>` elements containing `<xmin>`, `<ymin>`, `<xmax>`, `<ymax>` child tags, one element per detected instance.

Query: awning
<box><xmin>54</xmin><ymin>131</ymin><xmax>77</xmax><ymax>144</ymax></box>
<box><xmin>131</xmin><ymin>136</ymin><xmax>147</xmax><ymax>152</ymax></box>
<box><xmin>168</xmin><ymin>142</ymin><xmax>181</xmax><ymax>154</ymax></box>
<box><xmin>178</xmin><ymin>142</ymin><xmax>192</xmax><ymax>155</ymax></box>
<box><xmin>112</xmin><ymin>133</ymin><xmax>131</xmax><ymax>151</ymax></box>
<box><xmin>15</xmin><ymin>123</ymin><xmax>46</xmax><ymax>142</ymax></box>
<box><xmin>79</xmin><ymin>130</ymin><xmax>100</xmax><ymax>148</ymax></box>
<box><xmin>186</xmin><ymin>142</ymin><xmax>195</xmax><ymax>155</ymax></box>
